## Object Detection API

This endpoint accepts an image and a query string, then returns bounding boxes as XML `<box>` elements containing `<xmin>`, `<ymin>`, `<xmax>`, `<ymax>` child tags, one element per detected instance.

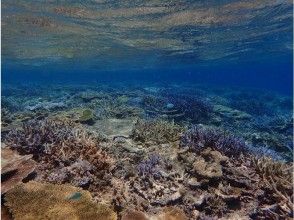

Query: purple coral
<box><xmin>4</xmin><ymin>118</ymin><xmax>72</xmax><ymax>155</ymax></box>
<box><xmin>180</xmin><ymin>125</ymin><xmax>249</xmax><ymax>157</ymax></box>
<box><xmin>137</xmin><ymin>154</ymin><xmax>161</xmax><ymax>178</ymax></box>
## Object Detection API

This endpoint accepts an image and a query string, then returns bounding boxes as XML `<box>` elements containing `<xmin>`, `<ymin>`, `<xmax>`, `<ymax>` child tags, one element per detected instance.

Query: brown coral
<box><xmin>192</xmin><ymin>148</ymin><xmax>228</xmax><ymax>179</ymax></box>
<box><xmin>1</xmin><ymin>148</ymin><xmax>36</xmax><ymax>194</ymax></box>
<box><xmin>4</xmin><ymin>181</ymin><xmax>117</xmax><ymax>220</ymax></box>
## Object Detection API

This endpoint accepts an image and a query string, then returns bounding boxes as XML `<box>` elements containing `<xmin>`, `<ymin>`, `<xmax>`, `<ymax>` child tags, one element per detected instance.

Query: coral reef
<box><xmin>1</xmin><ymin>148</ymin><xmax>36</xmax><ymax>194</ymax></box>
<box><xmin>4</xmin><ymin>117</ymin><xmax>113</xmax><ymax>190</ymax></box>
<box><xmin>1</xmin><ymin>83</ymin><xmax>292</xmax><ymax>219</ymax></box>
<box><xmin>131</xmin><ymin>120</ymin><xmax>184</xmax><ymax>144</ymax></box>
<box><xmin>4</xmin><ymin>181</ymin><xmax>117</xmax><ymax>220</ymax></box>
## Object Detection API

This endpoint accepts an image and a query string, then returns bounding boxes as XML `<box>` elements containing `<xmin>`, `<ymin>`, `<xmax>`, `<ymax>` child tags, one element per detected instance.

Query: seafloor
<box><xmin>1</xmin><ymin>83</ymin><xmax>293</xmax><ymax>220</ymax></box>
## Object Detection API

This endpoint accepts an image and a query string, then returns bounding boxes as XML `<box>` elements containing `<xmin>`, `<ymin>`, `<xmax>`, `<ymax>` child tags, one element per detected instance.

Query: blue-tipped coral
<box><xmin>180</xmin><ymin>125</ymin><xmax>249</xmax><ymax>157</ymax></box>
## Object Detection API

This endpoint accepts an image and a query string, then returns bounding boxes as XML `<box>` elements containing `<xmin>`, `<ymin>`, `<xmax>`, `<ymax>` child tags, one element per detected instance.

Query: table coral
<box><xmin>1</xmin><ymin>148</ymin><xmax>36</xmax><ymax>194</ymax></box>
<box><xmin>4</xmin><ymin>181</ymin><xmax>117</xmax><ymax>220</ymax></box>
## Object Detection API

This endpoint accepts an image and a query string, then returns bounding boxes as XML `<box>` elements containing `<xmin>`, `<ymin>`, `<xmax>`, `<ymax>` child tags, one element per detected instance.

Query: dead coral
<box><xmin>1</xmin><ymin>148</ymin><xmax>36</xmax><ymax>194</ymax></box>
<box><xmin>131</xmin><ymin>119</ymin><xmax>184</xmax><ymax>144</ymax></box>
<box><xmin>4</xmin><ymin>181</ymin><xmax>117</xmax><ymax>220</ymax></box>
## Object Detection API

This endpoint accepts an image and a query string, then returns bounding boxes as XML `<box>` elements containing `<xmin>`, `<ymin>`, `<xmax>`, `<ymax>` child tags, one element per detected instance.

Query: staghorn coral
<box><xmin>4</xmin><ymin>117</ymin><xmax>113</xmax><ymax>190</ymax></box>
<box><xmin>180</xmin><ymin>125</ymin><xmax>249</xmax><ymax>157</ymax></box>
<box><xmin>1</xmin><ymin>148</ymin><xmax>36</xmax><ymax>194</ymax></box>
<box><xmin>251</xmin><ymin>157</ymin><xmax>293</xmax><ymax>218</ymax></box>
<box><xmin>131</xmin><ymin>119</ymin><xmax>184</xmax><ymax>144</ymax></box>
<box><xmin>4</xmin><ymin>181</ymin><xmax>117</xmax><ymax>220</ymax></box>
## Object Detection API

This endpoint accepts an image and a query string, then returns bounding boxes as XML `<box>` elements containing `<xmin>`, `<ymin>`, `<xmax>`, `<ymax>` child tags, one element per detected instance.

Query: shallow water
<box><xmin>1</xmin><ymin>0</ymin><xmax>293</xmax><ymax>219</ymax></box>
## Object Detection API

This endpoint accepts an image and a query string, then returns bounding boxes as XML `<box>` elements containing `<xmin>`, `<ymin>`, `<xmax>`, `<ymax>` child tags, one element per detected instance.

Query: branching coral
<box><xmin>4</xmin><ymin>181</ymin><xmax>117</xmax><ymax>220</ymax></box>
<box><xmin>180</xmin><ymin>125</ymin><xmax>249</xmax><ymax>157</ymax></box>
<box><xmin>131</xmin><ymin>119</ymin><xmax>184</xmax><ymax>144</ymax></box>
<box><xmin>4</xmin><ymin>117</ymin><xmax>113</xmax><ymax>189</ymax></box>
<box><xmin>137</xmin><ymin>154</ymin><xmax>162</xmax><ymax>178</ymax></box>
<box><xmin>252</xmin><ymin>157</ymin><xmax>293</xmax><ymax>218</ymax></box>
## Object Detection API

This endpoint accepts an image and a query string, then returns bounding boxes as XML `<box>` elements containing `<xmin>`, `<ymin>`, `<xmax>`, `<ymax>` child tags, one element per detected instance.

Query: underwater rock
<box><xmin>4</xmin><ymin>181</ymin><xmax>117</xmax><ymax>220</ymax></box>
<box><xmin>1</xmin><ymin>148</ymin><xmax>36</xmax><ymax>194</ymax></box>
<box><xmin>78</xmin><ymin>109</ymin><xmax>95</xmax><ymax>124</ymax></box>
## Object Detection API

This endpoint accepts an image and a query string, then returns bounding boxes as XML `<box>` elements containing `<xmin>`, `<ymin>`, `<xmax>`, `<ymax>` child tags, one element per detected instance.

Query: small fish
<box><xmin>166</xmin><ymin>103</ymin><xmax>174</xmax><ymax>109</ymax></box>
<box><xmin>66</xmin><ymin>192</ymin><xmax>82</xmax><ymax>201</ymax></box>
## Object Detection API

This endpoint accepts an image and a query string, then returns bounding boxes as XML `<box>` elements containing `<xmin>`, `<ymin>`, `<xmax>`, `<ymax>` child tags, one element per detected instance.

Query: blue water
<box><xmin>2</xmin><ymin>0</ymin><xmax>293</xmax><ymax>94</ymax></box>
